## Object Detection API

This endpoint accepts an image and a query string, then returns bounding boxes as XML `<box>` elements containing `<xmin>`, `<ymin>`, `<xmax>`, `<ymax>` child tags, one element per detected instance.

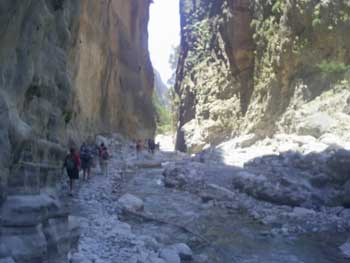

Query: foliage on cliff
<box><xmin>175</xmin><ymin>0</ymin><xmax>350</xmax><ymax>152</ymax></box>
<box><xmin>153</xmin><ymin>92</ymin><xmax>172</xmax><ymax>134</ymax></box>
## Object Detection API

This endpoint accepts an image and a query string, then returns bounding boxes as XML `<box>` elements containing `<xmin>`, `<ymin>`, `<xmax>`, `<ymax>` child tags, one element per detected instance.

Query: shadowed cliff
<box><xmin>0</xmin><ymin>1</ymin><xmax>155</xmax><ymax>262</ymax></box>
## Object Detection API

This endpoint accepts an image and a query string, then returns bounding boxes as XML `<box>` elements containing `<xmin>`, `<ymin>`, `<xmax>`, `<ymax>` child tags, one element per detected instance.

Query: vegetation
<box><xmin>168</xmin><ymin>87</ymin><xmax>180</xmax><ymax>133</ymax></box>
<box><xmin>250</xmin><ymin>0</ymin><xmax>350</xmax><ymax>94</ymax></box>
<box><xmin>317</xmin><ymin>61</ymin><xmax>350</xmax><ymax>75</ymax></box>
<box><xmin>153</xmin><ymin>92</ymin><xmax>172</xmax><ymax>134</ymax></box>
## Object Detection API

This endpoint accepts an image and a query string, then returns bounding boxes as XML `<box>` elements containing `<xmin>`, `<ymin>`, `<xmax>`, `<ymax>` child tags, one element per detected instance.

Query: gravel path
<box><xmin>66</xmin><ymin>154</ymin><xmax>168</xmax><ymax>263</ymax></box>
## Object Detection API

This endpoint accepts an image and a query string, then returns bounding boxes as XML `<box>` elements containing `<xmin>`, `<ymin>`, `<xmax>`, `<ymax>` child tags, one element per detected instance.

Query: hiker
<box><xmin>63</xmin><ymin>147</ymin><xmax>80</xmax><ymax>196</ymax></box>
<box><xmin>148</xmin><ymin>138</ymin><xmax>156</xmax><ymax>154</ymax></box>
<box><xmin>136</xmin><ymin>139</ymin><xmax>142</xmax><ymax>159</ymax></box>
<box><xmin>98</xmin><ymin>143</ymin><xmax>109</xmax><ymax>176</ymax></box>
<box><xmin>80</xmin><ymin>142</ymin><xmax>92</xmax><ymax>181</ymax></box>
<box><xmin>91</xmin><ymin>143</ymin><xmax>99</xmax><ymax>168</ymax></box>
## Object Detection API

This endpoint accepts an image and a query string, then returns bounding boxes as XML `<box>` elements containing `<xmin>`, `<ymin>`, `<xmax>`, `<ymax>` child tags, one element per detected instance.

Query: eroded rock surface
<box><xmin>0</xmin><ymin>1</ymin><xmax>155</xmax><ymax>262</ymax></box>
<box><xmin>175</xmin><ymin>0</ymin><xmax>350</xmax><ymax>153</ymax></box>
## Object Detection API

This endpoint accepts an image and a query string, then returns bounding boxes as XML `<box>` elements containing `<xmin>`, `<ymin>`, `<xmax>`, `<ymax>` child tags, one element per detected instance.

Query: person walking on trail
<box><xmin>63</xmin><ymin>147</ymin><xmax>80</xmax><ymax>196</ymax></box>
<box><xmin>80</xmin><ymin>142</ymin><xmax>92</xmax><ymax>181</ymax></box>
<box><xmin>98</xmin><ymin>143</ymin><xmax>109</xmax><ymax>176</ymax></box>
<box><xmin>148</xmin><ymin>138</ymin><xmax>156</xmax><ymax>155</ymax></box>
<box><xmin>136</xmin><ymin>139</ymin><xmax>142</xmax><ymax>159</ymax></box>
<box><xmin>90</xmin><ymin>143</ymin><xmax>99</xmax><ymax>169</ymax></box>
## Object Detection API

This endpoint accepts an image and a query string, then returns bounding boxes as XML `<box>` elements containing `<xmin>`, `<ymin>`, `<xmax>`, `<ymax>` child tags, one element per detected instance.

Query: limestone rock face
<box><xmin>0</xmin><ymin>1</ymin><xmax>155</xmax><ymax>262</ymax></box>
<box><xmin>175</xmin><ymin>0</ymin><xmax>350</xmax><ymax>153</ymax></box>
<box><xmin>72</xmin><ymin>0</ymin><xmax>155</xmax><ymax>140</ymax></box>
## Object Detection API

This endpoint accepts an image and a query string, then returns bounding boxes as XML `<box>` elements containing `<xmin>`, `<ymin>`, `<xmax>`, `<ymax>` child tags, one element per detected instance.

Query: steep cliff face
<box><xmin>0</xmin><ymin>1</ymin><xmax>154</xmax><ymax>262</ymax></box>
<box><xmin>175</xmin><ymin>0</ymin><xmax>350</xmax><ymax>153</ymax></box>
<box><xmin>72</xmin><ymin>0</ymin><xmax>155</xmax><ymax>140</ymax></box>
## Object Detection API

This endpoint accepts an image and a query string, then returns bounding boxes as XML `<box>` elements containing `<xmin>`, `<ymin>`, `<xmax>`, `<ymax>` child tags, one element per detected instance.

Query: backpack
<box><xmin>80</xmin><ymin>148</ymin><xmax>91</xmax><ymax>160</ymax></box>
<box><xmin>66</xmin><ymin>155</ymin><xmax>76</xmax><ymax>171</ymax></box>
<box><xmin>101</xmin><ymin>149</ymin><xmax>109</xmax><ymax>160</ymax></box>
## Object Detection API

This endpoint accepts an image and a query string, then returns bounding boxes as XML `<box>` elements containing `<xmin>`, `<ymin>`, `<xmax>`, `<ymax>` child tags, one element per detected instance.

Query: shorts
<box><xmin>81</xmin><ymin>158</ymin><xmax>92</xmax><ymax>170</ymax></box>
<box><xmin>67</xmin><ymin>168</ymin><xmax>79</xmax><ymax>179</ymax></box>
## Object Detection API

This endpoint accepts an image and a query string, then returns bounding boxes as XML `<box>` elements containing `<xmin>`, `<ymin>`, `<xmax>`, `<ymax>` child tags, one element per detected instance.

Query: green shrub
<box><xmin>317</xmin><ymin>61</ymin><xmax>350</xmax><ymax>74</ymax></box>
<box><xmin>153</xmin><ymin>94</ymin><xmax>172</xmax><ymax>134</ymax></box>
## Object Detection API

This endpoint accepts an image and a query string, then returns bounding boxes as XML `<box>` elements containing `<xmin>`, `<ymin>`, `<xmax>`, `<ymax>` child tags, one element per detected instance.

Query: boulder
<box><xmin>2</xmin><ymin>225</ymin><xmax>48</xmax><ymax>263</ymax></box>
<box><xmin>118</xmin><ymin>194</ymin><xmax>144</xmax><ymax>212</ymax></box>
<box><xmin>181</xmin><ymin>120</ymin><xmax>208</xmax><ymax>154</ymax></box>
<box><xmin>339</xmin><ymin>240</ymin><xmax>350</xmax><ymax>258</ymax></box>
<box><xmin>309</xmin><ymin>174</ymin><xmax>330</xmax><ymax>188</ymax></box>
<box><xmin>162</xmin><ymin>163</ymin><xmax>205</xmax><ymax>189</ymax></box>
<box><xmin>43</xmin><ymin>217</ymin><xmax>71</xmax><ymax>262</ymax></box>
<box><xmin>320</xmin><ymin>133</ymin><xmax>346</xmax><ymax>148</ymax></box>
<box><xmin>1</xmin><ymin>194</ymin><xmax>64</xmax><ymax>227</ymax></box>
<box><xmin>232</xmin><ymin>171</ymin><xmax>310</xmax><ymax>206</ymax></box>
<box><xmin>170</xmin><ymin>243</ymin><xmax>193</xmax><ymax>260</ymax></box>
<box><xmin>159</xmin><ymin>248</ymin><xmax>181</xmax><ymax>263</ymax></box>
<box><xmin>139</xmin><ymin>235</ymin><xmax>160</xmax><ymax>251</ymax></box>
<box><xmin>201</xmin><ymin>184</ymin><xmax>235</xmax><ymax>201</ymax></box>
<box><xmin>236</xmin><ymin>134</ymin><xmax>260</xmax><ymax>148</ymax></box>
<box><xmin>328</xmin><ymin>149</ymin><xmax>350</xmax><ymax>184</ymax></box>
<box><xmin>164</xmin><ymin>173</ymin><xmax>187</xmax><ymax>188</ymax></box>
<box><xmin>290</xmin><ymin>207</ymin><xmax>315</xmax><ymax>218</ymax></box>
<box><xmin>297</xmin><ymin>113</ymin><xmax>336</xmax><ymax>138</ymax></box>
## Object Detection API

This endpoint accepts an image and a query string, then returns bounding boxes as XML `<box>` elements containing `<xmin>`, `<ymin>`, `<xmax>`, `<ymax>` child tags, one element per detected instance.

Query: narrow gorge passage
<box><xmin>1</xmin><ymin>1</ymin><xmax>350</xmax><ymax>263</ymax></box>
<box><xmin>65</xmin><ymin>136</ymin><xmax>350</xmax><ymax>263</ymax></box>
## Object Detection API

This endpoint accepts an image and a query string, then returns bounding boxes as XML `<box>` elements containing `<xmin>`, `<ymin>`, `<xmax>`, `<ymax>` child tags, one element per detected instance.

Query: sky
<box><xmin>148</xmin><ymin>0</ymin><xmax>180</xmax><ymax>85</ymax></box>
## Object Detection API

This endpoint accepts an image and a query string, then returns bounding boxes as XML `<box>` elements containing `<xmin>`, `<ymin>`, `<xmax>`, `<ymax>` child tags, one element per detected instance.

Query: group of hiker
<box><xmin>63</xmin><ymin>137</ymin><xmax>160</xmax><ymax>195</ymax></box>
<box><xmin>62</xmin><ymin>142</ymin><xmax>109</xmax><ymax>195</ymax></box>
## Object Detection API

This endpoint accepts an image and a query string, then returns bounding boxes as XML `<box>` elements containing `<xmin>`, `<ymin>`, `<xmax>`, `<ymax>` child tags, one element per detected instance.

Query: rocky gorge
<box><xmin>58</xmin><ymin>135</ymin><xmax>350</xmax><ymax>262</ymax></box>
<box><xmin>1</xmin><ymin>0</ymin><xmax>350</xmax><ymax>263</ymax></box>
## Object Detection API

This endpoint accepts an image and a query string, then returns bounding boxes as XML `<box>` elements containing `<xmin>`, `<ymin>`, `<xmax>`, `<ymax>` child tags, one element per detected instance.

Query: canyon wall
<box><xmin>175</xmin><ymin>0</ymin><xmax>350</xmax><ymax>153</ymax></box>
<box><xmin>0</xmin><ymin>1</ymin><xmax>154</xmax><ymax>262</ymax></box>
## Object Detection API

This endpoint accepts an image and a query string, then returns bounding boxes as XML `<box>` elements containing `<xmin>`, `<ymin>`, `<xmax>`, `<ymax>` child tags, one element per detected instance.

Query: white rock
<box><xmin>291</xmin><ymin>207</ymin><xmax>315</xmax><ymax>217</ymax></box>
<box><xmin>139</xmin><ymin>235</ymin><xmax>160</xmax><ymax>250</ymax></box>
<box><xmin>301</xmin><ymin>142</ymin><xmax>328</xmax><ymax>154</ymax></box>
<box><xmin>288</xmin><ymin>134</ymin><xmax>317</xmax><ymax>145</ymax></box>
<box><xmin>340</xmin><ymin>240</ymin><xmax>350</xmax><ymax>258</ymax></box>
<box><xmin>118</xmin><ymin>193</ymin><xmax>144</xmax><ymax>212</ymax></box>
<box><xmin>159</xmin><ymin>248</ymin><xmax>181</xmax><ymax>263</ymax></box>
<box><xmin>320</xmin><ymin>133</ymin><xmax>342</xmax><ymax>145</ymax></box>
<box><xmin>170</xmin><ymin>243</ymin><xmax>193</xmax><ymax>260</ymax></box>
